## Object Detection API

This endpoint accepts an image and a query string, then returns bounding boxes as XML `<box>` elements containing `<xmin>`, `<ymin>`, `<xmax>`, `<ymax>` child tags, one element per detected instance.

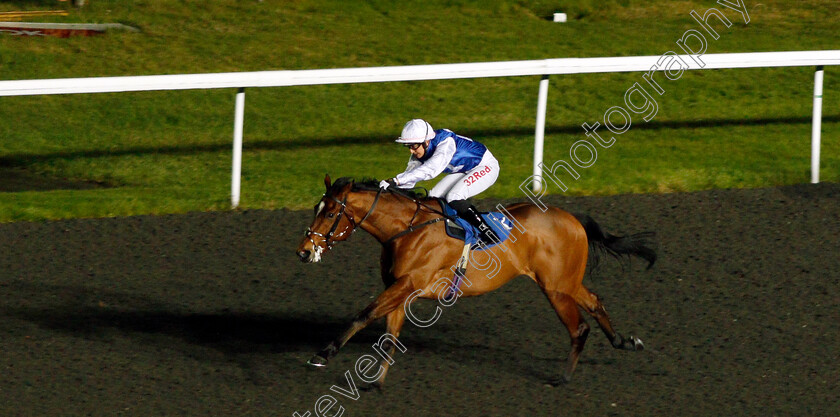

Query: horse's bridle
<box><xmin>304</xmin><ymin>188</ymin><xmax>382</xmax><ymax>251</ymax></box>
<box><xmin>305</xmin><ymin>185</ymin><xmax>460</xmax><ymax>251</ymax></box>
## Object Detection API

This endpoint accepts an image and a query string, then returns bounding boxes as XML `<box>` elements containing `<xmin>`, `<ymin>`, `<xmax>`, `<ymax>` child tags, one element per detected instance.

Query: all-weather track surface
<box><xmin>1</xmin><ymin>184</ymin><xmax>838</xmax><ymax>416</ymax></box>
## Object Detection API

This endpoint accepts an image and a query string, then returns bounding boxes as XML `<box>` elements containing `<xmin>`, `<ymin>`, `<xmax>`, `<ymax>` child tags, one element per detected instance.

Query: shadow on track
<box><xmin>1</xmin><ymin>282</ymin><xmax>386</xmax><ymax>356</ymax></box>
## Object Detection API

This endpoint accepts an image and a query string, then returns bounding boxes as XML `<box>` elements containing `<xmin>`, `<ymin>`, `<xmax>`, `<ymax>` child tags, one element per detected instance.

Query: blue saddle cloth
<box><xmin>439</xmin><ymin>200</ymin><xmax>514</xmax><ymax>250</ymax></box>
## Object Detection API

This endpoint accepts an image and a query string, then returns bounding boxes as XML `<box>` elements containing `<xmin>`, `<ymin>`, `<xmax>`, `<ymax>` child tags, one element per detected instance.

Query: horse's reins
<box><xmin>305</xmin><ymin>185</ymin><xmax>454</xmax><ymax>249</ymax></box>
<box><xmin>387</xmin><ymin>186</ymin><xmax>453</xmax><ymax>219</ymax></box>
<box><xmin>380</xmin><ymin>187</ymin><xmax>455</xmax><ymax>244</ymax></box>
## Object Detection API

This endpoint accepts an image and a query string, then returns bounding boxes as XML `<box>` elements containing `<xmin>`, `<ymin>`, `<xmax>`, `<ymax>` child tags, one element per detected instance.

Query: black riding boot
<box><xmin>449</xmin><ymin>199</ymin><xmax>500</xmax><ymax>245</ymax></box>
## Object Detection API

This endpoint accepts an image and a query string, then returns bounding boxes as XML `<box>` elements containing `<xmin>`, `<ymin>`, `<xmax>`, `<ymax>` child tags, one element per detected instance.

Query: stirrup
<box><xmin>446</xmin><ymin>244</ymin><xmax>472</xmax><ymax>300</ymax></box>
<box><xmin>454</xmin><ymin>244</ymin><xmax>471</xmax><ymax>277</ymax></box>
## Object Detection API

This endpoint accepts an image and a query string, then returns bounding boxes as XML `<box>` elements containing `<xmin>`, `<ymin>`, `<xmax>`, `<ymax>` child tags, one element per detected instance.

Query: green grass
<box><xmin>1</xmin><ymin>0</ymin><xmax>839</xmax><ymax>222</ymax></box>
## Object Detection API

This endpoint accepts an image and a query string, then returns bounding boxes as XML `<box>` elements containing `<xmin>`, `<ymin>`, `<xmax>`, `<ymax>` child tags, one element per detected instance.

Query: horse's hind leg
<box><xmin>574</xmin><ymin>286</ymin><xmax>644</xmax><ymax>351</ymax></box>
<box><xmin>542</xmin><ymin>289</ymin><xmax>590</xmax><ymax>385</ymax></box>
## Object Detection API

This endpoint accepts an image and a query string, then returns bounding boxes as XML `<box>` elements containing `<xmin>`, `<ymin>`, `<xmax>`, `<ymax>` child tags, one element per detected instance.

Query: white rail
<box><xmin>812</xmin><ymin>66</ymin><xmax>825</xmax><ymax>184</ymax></box>
<box><xmin>1</xmin><ymin>50</ymin><xmax>837</xmax><ymax>206</ymax></box>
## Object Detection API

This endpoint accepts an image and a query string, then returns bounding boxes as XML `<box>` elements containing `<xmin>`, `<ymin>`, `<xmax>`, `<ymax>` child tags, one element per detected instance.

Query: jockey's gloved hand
<box><xmin>379</xmin><ymin>179</ymin><xmax>397</xmax><ymax>190</ymax></box>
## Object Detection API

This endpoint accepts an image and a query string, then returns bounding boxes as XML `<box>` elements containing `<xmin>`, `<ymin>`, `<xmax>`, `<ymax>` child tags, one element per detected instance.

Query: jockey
<box><xmin>379</xmin><ymin>119</ymin><xmax>501</xmax><ymax>245</ymax></box>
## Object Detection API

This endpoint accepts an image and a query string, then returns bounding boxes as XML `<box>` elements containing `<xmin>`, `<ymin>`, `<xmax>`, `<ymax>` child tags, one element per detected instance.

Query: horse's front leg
<box><xmin>357</xmin><ymin>306</ymin><xmax>406</xmax><ymax>391</ymax></box>
<box><xmin>308</xmin><ymin>279</ymin><xmax>414</xmax><ymax>367</ymax></box>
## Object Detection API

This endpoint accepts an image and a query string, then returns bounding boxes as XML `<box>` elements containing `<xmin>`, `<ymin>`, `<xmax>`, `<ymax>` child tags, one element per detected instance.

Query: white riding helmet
<box><xmin>395</xmin><ymin>119</ymin><xmax>435</xmax><ymax>144</ymax></box>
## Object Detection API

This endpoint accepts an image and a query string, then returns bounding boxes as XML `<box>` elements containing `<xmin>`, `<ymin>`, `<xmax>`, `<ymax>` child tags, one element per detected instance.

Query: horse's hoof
<box><xmin>545</xmin><ymin>375</ymin><xmax>571</xmax><ymax>387</ymax></box>
<box><xmin>307</xmin><ymin>355</ymin><xmax>329</xmax><ymax>368</ymax></box>
<box><xmin>360</xmin><ymin>381</ymin><xmax>383</xmax><ymax>392</ymax></box>
<box><xmin>631</xmin><ymin>336</ymin><xmax>645</xmax><ymax>351</ymax></box>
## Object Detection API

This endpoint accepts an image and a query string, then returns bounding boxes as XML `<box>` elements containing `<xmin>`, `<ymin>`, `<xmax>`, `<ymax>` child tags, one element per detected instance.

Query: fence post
<box><xmin>811</xmin><ymin>66</ymin><xmax>824</xmax><ymax>184</ymax></box>
<box><xmin>533</xmin><ymin>75</ymin><xmax>550</xmax><ymax>192</ymax></box>
<box><xmin>232</xmin><ymin>87</ymin><xmax>245</xmax><ymax>208</ymax></box>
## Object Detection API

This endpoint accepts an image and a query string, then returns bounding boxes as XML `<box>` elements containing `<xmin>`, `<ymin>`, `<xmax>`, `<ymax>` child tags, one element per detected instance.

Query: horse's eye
<box><xmin>327</xmin><ymin>212</ymin><xmax>335</xmax><ymax>218</ymax></box>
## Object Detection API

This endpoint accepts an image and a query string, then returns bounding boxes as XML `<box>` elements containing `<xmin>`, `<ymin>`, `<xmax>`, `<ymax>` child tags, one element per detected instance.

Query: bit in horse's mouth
<box><xmin>309</xmin><ymin>246</ymin><xmax>324</xmax><ymax>263</ymax></box>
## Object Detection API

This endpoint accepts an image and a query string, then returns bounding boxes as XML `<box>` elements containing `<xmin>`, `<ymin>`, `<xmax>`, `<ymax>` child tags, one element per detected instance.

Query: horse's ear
<box><xmin>324</xmin><ymin>174</ymin><xmax>332</xmax><ymax>190</ymax></box>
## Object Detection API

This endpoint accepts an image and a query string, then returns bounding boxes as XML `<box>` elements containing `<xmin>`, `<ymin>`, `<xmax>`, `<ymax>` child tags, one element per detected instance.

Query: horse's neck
<box><xmin>352</xmin><ymin>192</ymin><xmax>436</xmax><ymax>243</ymax></box>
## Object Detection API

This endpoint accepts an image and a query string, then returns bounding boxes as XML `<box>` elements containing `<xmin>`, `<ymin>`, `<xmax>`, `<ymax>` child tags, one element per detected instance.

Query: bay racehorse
<box><xmin>296</xmin><ymin>175</ymin><xmax>656</xmax><ymax>387</ymax></box>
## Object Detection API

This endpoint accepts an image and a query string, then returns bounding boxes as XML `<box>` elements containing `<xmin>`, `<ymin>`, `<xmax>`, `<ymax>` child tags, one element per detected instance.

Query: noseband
<box><xmin>305</xmin><ymin>188</ymin><xmax>382</xmax><ymax>250</ymax></box>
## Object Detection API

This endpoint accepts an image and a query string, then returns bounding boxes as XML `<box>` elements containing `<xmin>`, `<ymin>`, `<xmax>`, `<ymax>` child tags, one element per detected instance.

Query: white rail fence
<box><xmin>1</xmin><ymin>50</ymin><xmax>837</xmax><ymax>207</ymax></box>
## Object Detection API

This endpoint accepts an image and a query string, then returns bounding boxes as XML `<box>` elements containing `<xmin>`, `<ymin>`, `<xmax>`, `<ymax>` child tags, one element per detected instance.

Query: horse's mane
<box><xmin>330</xmin><ymin>176</ymin><xmax>430</xmax><ymax>200</ymax></box>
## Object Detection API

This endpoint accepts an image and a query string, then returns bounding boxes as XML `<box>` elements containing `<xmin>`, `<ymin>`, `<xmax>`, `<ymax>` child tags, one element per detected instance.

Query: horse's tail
<box><xmin>574</xmin><ymin>213</ymin><xmax>657</xmax><ymax>270</ymax></box>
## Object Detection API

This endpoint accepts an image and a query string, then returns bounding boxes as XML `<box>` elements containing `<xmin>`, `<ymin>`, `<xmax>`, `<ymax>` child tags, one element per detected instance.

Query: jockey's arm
<box><xmin>394</xmin><ymin>137</ymin><xmax>456</xmax><ymax>188</ymax></box>
<box><xmin>405</xmin><ymin>156</ymin><xmax>422</xmax><ymax>171</ymax></box>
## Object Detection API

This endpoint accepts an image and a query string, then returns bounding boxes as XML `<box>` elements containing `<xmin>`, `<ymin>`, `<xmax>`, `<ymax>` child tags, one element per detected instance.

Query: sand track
<box><xmin>2</xmin><ymin>184</ymin><xmax>838</xmax><ymax>416</ymax></box>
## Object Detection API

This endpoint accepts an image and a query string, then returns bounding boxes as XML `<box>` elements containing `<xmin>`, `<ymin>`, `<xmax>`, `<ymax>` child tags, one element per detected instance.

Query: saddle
<box><xmin>436</xmin><ymin>198</ymin><xmax>514</xmax><ymax>250</ymax></box>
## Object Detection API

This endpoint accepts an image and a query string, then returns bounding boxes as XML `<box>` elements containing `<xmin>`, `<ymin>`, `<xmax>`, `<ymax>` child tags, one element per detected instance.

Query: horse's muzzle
<box><xmin>297</xmin><ymin>246</ymin><xmax>324</xmax><ymax>263</ymax></box>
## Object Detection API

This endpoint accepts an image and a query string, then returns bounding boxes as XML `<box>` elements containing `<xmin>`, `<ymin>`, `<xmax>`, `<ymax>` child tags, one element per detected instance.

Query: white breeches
<box><xmin>429</xmin><ymin>151</ymin><xmax>500</xmax><ymax>202</ymax></box>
